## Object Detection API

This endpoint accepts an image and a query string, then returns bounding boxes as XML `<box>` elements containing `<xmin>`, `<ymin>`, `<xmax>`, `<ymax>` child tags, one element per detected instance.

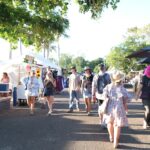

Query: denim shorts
<box><xmin>83</xmin><ymin>89</ymin><xmax>92</xmax><ymax>98</ymax></box>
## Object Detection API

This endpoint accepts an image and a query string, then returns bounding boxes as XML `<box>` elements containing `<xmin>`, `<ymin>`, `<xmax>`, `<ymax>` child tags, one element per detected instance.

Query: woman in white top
<box><xmin>23</xmin><ymin>71</ymin><xmax>40</xmax><ymax>115</ymax></box>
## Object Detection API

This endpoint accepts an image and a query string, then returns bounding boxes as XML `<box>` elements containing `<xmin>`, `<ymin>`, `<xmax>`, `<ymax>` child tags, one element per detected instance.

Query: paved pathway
<box><xmin>0</xmin><ymin>89</ymin><xmax>150</xmax><ymax>150</ymax></box>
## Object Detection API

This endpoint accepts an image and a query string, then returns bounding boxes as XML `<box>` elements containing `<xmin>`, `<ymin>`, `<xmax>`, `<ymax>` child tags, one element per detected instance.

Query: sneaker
<box><xmin>87</xmin><ymin>112</ymin><xmax>91</xmax><ymax>116</ymax></box>
<box><xmin>47</xmin><ymin>111</ymin><xmax>52</xmax><ymax>116</ymax></box>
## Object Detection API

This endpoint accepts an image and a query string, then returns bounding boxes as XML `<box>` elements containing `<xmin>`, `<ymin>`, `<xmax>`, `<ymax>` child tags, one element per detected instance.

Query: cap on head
<box><xmin>84</xmin><ymin>66</ymin><xmax>91</xmax><ymax>71</ymax></box>
<box><xmin>99</xmin><ymin>63</ymin><xmax>105</xmax><ymax>70</ymax></box>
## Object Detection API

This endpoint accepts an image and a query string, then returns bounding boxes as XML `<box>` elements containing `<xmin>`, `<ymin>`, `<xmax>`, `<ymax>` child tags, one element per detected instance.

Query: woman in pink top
<box><xmin>1</xmin><ymin>72</ymin><xmax>9</xmax><ymax>83</ymax></box>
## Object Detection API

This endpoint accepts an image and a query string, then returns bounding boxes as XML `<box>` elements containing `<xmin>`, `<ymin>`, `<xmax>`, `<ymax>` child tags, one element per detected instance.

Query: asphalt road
<box><xmin>0</xmin><ymin>89</ymin><xmax>150</xmax><ymax>150</ymax></box>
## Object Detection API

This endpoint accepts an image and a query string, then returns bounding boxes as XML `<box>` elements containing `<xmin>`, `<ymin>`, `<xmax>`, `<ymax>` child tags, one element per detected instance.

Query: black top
<box><xmin>140</xmin><ymin>75</ymin><xmax>150</xmax><ymax>99</ymax></box>
<box><xmin>44</xmin><ymin>79</ymin><xmax>54</xmax><ymax>89</ymax></box>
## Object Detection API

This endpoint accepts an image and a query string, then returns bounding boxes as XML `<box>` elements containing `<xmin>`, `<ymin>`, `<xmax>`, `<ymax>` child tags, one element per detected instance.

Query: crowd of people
<box><xmin>1</xmin><ymin>64</ymin><xmax>150</xmax><ymax>149</ymax></box>
<box><xmin>65</xmin><ymin>64</ymin><xmax>150</xmax><ymax>148</ymax></box>
<box><xmin>67</xmin><ymin>64</ymin><xmax>130</xmax><ymax>148</ymax></box>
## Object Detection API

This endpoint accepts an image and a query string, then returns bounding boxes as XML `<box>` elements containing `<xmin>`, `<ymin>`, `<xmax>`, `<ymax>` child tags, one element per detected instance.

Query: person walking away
<box><xmin>67</xmin><ymin>66</ymin><xmax>81</xmax><ymax>113</ymax></box>
<box><xmin>103</xmin><ymin>71</ymin><xmax>129</xmax><ymax>148</ymax></box>
<box><xmin>136</xmin><ymin>65</ymin><xmax>150</xmax><ymax>129</ymax></box>
<box><xmin>43</xmin><ymin>71</ymin><xmax>56</xmax><ymax>116</ymax></box>
<box><xmin>92</xmin><ymin>64</ymin><xmax>111</xmax><ymax>125</ymax></box>
<box><xmin>22</xmin><ymin>71</ymin><xmax>40</xmax><ymax>115</ymax></box>
<box><xmin>81</xmin><ymin>66</ymin><xmax>94</xmax><ymax>116</ymax></box>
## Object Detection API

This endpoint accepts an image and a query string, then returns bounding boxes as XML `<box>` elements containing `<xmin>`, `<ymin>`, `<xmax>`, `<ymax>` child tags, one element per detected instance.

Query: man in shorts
<box><xmin>92</xmin><ymin>64</ymin><xmax>111</xmax><ymax>126</ymax></box>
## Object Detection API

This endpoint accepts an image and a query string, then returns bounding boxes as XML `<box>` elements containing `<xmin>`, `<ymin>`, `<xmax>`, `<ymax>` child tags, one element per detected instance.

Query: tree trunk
<box><xmin>19</xmin><ymin>38</ymin><xmax>22</xmax><ymax>55</ymax></box>
<box><xmin>57</xmin><ymin>38</ymin><xmax>60</xmax><ymax>66</ymax></box>
<box><xmin>43</xmin><ymin>45</ymin><xmax>46</xmax><ymax>58</ymax></box>
<box><xmin>47</xmin><ymin>42</ymin><xmax>51</xmax><ymax>59</ymax></box>
<box><xmin>9</xmin><ymin>43</ymin><xmax>12</xmax><ymax>59</ymax></box>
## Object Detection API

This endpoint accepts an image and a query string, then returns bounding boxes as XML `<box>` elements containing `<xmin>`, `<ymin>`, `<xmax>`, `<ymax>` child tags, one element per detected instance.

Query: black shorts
<box><xmin>44</xmin><ymin>87</ymin><xmax>54</xmax><ymax>96</ymax></box>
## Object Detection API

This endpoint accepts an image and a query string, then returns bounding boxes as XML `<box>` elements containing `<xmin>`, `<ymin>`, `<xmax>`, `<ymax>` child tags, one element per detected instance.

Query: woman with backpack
<box><xmin>81</xmin><ymin>66</ymin><xmax>94</xmax><ymax>116</ymax></box>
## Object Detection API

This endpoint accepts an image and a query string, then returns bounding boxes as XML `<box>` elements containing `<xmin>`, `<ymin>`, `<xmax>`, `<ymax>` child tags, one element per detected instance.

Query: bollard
<box><xmin>13</xmin><ymin>87</ymin><xmax>17</xmax><ymax>106</ymax></box>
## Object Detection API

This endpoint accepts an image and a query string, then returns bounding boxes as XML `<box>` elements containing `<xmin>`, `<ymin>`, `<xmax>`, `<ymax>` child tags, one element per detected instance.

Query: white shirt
<box><xmin>21</xmin><ymin>76</ymin><xmax>40</xmax><ymax>96</ymax></box>
<box><xmin>69</xmin><ymin>73</ymin><xmax>80</xmax><ymax>91</ymax></box>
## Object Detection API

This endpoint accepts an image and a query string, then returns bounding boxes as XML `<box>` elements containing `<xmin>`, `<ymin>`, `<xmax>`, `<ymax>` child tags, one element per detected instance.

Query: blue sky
<box><xmin>0</xmin><ymin>0</ymin><xmax>150</xmax><ymax>61</ymax></box>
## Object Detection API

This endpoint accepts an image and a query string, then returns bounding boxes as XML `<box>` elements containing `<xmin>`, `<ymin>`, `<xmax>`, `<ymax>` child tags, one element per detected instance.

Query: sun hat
<box><xmin>144</xmin><ymin>65</ymin><xmax>150</xmax><ymax>78</ymax></box>
<box><xmin>110</xmin><ymin>71</ymin><xmax>125</xmax><ymax>83</ymax></box>
<box><xmin>84</xmin><ymin>66</ymin><xmax>91</xmax><ymax>71</ymax></box>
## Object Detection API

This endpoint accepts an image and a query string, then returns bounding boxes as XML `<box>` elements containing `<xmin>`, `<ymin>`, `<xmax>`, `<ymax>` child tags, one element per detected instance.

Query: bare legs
<box><xmin>46</xmin><ymin>96</ymin><xmax>54</xmax><ymax>115</ymax></box>
<box><xmin>107</xmin><ymin>122</ymin><xmax>121</xmax><ymax>148</ymax></box>
<box><xmin>27</xmin><ymin>96</ymin><xmax>35</xmax><ymax>115</ymax></box>
<box><xmin>114</xmin><ymin>126</ymin><xmax>121</xmax><ymax>148</ymax></box>
<box><xmin>85</xmin><ymin>98</ymin><xmax>91</xmax><ymax>115</ymax></box>
<box><xmin>107</xmin><ymin>123</ymin><xmax>114</xmax><ymax>142</ymax></box>
<box><xmin>143</xmin><ymin>105</ymin><xmax>150</xmax><ymax>129</ymax></box>
<box><xmin>99</xmin><ymin>113</ymin><xmax>104</xmax><ymax>124</ymax></box>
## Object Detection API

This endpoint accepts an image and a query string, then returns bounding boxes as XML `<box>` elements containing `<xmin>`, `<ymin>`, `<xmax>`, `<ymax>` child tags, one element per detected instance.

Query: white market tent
<box><xmin>23</xmin><ymin>51</ymin><xmax>58</xmax><ymax>69</ymax></box>
<box><xmin>0</xmin><ymin>52</ymin><xmax>59</xmax><ymax>87</ymax></box>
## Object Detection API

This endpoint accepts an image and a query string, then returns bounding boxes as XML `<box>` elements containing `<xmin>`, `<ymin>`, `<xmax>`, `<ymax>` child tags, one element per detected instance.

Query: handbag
<box><xmin>98</xmin><ymin>97</ymin><xmax>109</xmax><ymax>114</ymax></box>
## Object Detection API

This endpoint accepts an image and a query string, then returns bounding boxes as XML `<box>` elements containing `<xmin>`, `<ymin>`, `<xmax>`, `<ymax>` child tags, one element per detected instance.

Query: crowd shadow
<box><xmin>0</xmin><ymin>90</ymin><xmax>149</xmax><ymax>150</ymax></box>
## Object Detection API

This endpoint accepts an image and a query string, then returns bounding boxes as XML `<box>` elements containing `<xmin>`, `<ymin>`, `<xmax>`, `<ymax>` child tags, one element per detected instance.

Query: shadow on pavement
<box><xmin>0</xmin><ymin>90</ymin><xmax>149</xmax><ymax>150</ymax></box>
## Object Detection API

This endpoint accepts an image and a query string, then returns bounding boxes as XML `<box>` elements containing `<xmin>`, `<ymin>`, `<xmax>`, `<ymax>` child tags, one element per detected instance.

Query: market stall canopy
<box><xmin>24</xmin><ymin>51</ymin><xmax>58</xmax><ymax>68</ymax></box>
<box><xmin>126</xmin><ymin>46</ymin><xmax>150</xmax><ymax>58</ymax></box>
<box><xmin>34</xmin><ymin>56</ymin><xmax>58</xmax><ymax>68</ymax></box>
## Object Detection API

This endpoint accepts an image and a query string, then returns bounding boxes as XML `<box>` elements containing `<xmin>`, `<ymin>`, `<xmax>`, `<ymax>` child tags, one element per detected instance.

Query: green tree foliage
<box><xmin>72</xmin><ymin>56</ymin><xmax>87</xmax><ymax>72</ymax></box>
<box><xmin>106</xmin><ymin>25</ymin><xmax>150</xmax><ymax>73</ymax></box>
<box><xmin>0</xmin><ymin>0</ymin><xmax>122</xmax><ymax>55</ymax></box>
<box><xmin>88</xmin><ymin>57</ymin><xmax>104</xmax><ymax>73</ymax></box>
<box><xmin>59</xmin><ymin>53</ymin><xmax>73</xmax><ymax>69</ymax></box>
<box><xmin>76</xmin><ymin>0</ymin><xmax>120</xmax><ymax>18</ymax></box>
<box><xmin>0</xmin><ymin>0</ymin><xmax>69</xmax><ymax>50</ymax></box>
<box><xmin>60</xmin><ymin>52</ymin><xmax>105</xmax><ymax>73</ymax></box>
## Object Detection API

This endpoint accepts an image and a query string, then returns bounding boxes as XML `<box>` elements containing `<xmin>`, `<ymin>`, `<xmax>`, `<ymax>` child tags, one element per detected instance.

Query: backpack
<box><xmin>140</xmin><ymin>75</ymin><xmax>150</xmax><ymax>99</ymax></box>
<box><xmin>97</xmin><ymin>73</ymin><xmax>110</xmax><ymax>94</ymax></box>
